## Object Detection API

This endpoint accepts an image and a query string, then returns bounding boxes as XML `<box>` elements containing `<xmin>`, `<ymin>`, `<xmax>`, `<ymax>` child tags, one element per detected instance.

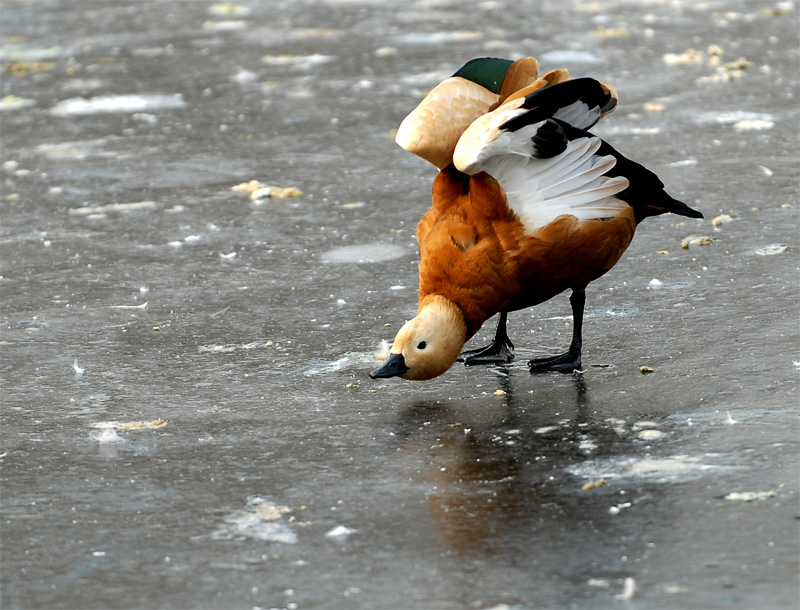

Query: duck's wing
<box><xmin>452</xmin><ymin>78</ymin><xmax>699</xmax><ymax>231</ymax></box>
<box><xmin>454</xmin><ymin>78</ymin><xmax>618</xmax><ymax>175</ymax></box>
<box><xmin>501</xmin><ymin>77</ymin><xmax>618</xmax><ymax>132</ymax></box>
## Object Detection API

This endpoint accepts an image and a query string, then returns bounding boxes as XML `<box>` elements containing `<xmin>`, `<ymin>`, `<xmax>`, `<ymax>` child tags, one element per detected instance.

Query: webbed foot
<box><xmin>458</xmin><ymin>339</ymin><xmax>515</xmax><ymax>365</ymax></box>
<box><xmin>457</xmin><ymin>311</ymin><xmax>514</xmax><ymax>365</ymax></box>
<box><xmin>528</xmin><ymin>350</ymin><xmax>581</xmax><ymax>373</ymax></box>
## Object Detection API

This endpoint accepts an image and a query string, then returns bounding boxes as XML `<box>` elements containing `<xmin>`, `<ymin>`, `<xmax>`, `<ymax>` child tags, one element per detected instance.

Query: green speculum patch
<box><xmin>452</xmin><ymin>57</ymin><xmax>514</xmax><ymax>93</ymax></box>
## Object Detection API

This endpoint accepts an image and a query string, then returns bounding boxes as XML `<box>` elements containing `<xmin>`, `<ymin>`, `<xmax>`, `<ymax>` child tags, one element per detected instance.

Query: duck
<box><xmin>370</xmin><ymin>56</ymin><xmax>702</xmax><ymax>381</ymax></box>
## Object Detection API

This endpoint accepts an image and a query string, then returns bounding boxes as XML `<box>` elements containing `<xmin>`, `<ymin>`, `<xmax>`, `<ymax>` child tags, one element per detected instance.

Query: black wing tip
<box><xmin>531</xmin><ymin>119</ymin><xmax>569</xmax><ymax>159</ymax></box>
<box><xmin>500</xmin><ymin>78</ymin><xmax>613</xmax><ymax>133</ymax></box>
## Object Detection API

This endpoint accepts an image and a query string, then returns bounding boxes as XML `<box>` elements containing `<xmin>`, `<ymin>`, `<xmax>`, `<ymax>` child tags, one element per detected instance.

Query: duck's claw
<box><xmin>458</xmin><ymin>311</ymin><xmax>515</xmax><ymax>365</ymax></box>
<box><xmin>528</xmin><ymin>350</ymin><xmax>581</xmax><ymax>373</ymax></box>
<box><xmin>458</xmin><ymin>339</ymin><xmax>515</xmax><ymax>365</ymax></box>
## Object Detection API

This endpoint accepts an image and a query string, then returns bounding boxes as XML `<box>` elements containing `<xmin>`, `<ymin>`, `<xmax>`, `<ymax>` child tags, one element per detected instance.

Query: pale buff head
<box><xmin>370</xmin><ymin>296</ymin><xmax>467</xmax><ymax>381</ymax></box>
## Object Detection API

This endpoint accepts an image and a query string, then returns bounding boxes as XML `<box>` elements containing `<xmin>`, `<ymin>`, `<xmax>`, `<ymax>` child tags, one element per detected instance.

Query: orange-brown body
<box><xmin>417</xmin><ymin>167</ymin><xmax>635</xmax><ymax>340</ymax></box>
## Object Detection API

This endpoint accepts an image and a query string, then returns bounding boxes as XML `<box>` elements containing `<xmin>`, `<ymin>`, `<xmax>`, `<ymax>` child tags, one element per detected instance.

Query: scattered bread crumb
<box><xmin>233</xmin><ymin>180</ymin><xmax>303</xmax><ymax>200</ymax></box>
<box><xmin>582</xmin><ymin>478</ymin><xmax>608</xmax><ymax>490</ymax></box>
<box><xmin>595</xmin><ymin>25</ymin><xmax>628</xmax><ymax>37</ymax></box>
<box><xmin>644</xmin><ymin>102</ymin><xmax>665</xmax><ymax>113</ymax></box>
<box><xmin>91</xmin><ymin>419</ymin><xmax>167</xmax><ymax>430</ymax></box>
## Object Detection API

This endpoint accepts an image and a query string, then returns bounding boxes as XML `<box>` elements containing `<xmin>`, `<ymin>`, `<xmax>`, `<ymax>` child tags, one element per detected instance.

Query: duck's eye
<box><xmin>417</xmin><ymin>341</ymin><xmax>427</xmax><ymax>350</ymax></box>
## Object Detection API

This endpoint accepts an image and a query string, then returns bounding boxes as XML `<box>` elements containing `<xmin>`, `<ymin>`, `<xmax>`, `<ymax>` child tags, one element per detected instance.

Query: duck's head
<box><xmin>370</xmin><ymin>296</ymin><xmax>467</xmax><ymax>381</ymax></box>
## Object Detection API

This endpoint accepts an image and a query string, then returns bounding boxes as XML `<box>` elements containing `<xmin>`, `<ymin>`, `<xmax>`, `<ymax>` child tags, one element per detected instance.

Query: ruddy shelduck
<box><xmin>370</xmin><ymin>57</ymin><xmax>702</xmax><ymax>381</ymax></box>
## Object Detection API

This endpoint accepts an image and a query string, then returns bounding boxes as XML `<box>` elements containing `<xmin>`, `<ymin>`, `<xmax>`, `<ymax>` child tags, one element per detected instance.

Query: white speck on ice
<box><xmin>69</xmin><ymin>201</ymin><xmax>156</xmax><ymax>216</ymax></box>
<box><xmin>540</xmin><ymin>49</ymin><xmax>602</xmax><ymax>65</ymax></box>
<box><xmin>73</xmin><ymin>359</ymin><xmax>85</xmax><ymax>376</ymax></box>
<box><xmin>588</xmin><ymin>578</ymin><xmax>610</xmax><ymax>588</ymax></box>
<box><xmin>220</xmin><ymin>252</ymin><xmax>237</xmax><ymax>259</ymax></box>
<box><xmin>733</xmin><ymin>119</ymin><xmax>774</xmax><ymax>131</ymax></box>
<box><xmin>205</xmin><ymin>20</ymin><xmax>248</xmax><ymax>32</ymax></box>
<box><xmin>696</xmin><ymin>110</ymin><xmax>773</xmax><ymax>125</ymax></box>
<box><xmin>615</xmin><ymin>577</ymin><xmax>637</xmax><ymax>601</ymax></box>
<box><xmin>183</xmin><ymin>235</ymin><xmax>201</xmax><ymax>243</ymax></box>
<box><xmin>649</xmin><ymin>278</ymin><xmax>663</xmax><ymax>286</ymax></box>
<box><xmin>376</xmin><ymin>340</ymin><xmax>390</xmax><ymax>361</ymax></box>
<box><xmin>725</xmin><ymin>411</ymin><xmax>738</xmax><ymax>424</ymax></box>
<box><xmin>91</xmin><ymin>428</ymin><xmax>123</xmax><ymax>444</ymax></box>
<box><xmin>132</xmin><ymin>112</ymin><xmax>158</xmax><ymax>125</ymax></box>
<box><xmin>393</xmin><ymin>31</ymin><xmax>483</xmax><ymax>45</ymax></box>
<box><xmin>667</xmin><ymin>158</ymin><xmax>698</xmax><ymax>167</ymax></box>
<box><xmin>109</xmin><ymin>301</ymin><xmax>148</xmax><ymax>310</ymax></box>
<box><xmin>325</xmin><ymin>525</ymin><xmax>356</xmax><ymax>539</ymax></box>
<box><xmin>609</xmin><ymin>502</ymin><xmax>632</xmax><ymax>515</ymax></box>
<box><xmin>754</xmin><ymin>244</ymin><xmax>788</xmax><ymax>256</ymax></box>
<box><xmin>262</xmin><ymin>54</ymin><xmax>335</xmax><ymax>68</ymax></box>
<box><xmin>336</xmin><ymin>299</ymin><xmax>346</xmax><ymax>306</ymax></box>
<box><xmin>51</xmin><ymin>94</ymin><xmax>186</xmax><ymax>116</ymax></box>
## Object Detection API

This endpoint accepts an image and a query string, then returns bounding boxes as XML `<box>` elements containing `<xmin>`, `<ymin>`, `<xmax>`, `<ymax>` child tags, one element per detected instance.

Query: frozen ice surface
<box><xmin>1</xmin><ymin>1</ymin><xmax>798</xmax><ymax>609</ymax></box>
<box><xmin>320</xmin><ymin>243</ymin><xmax>407</xmax><ymax>264</ymax></box>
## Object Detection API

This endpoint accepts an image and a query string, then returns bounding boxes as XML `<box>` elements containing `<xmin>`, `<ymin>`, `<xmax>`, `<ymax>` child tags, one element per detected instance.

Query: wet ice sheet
<box><xmin>320</xmin><ymin>243</ymin><xmax>407</xmax><ymax>263</ymax></box>
<box><xmin>1</xmin><ymin>0</ymin><xmax>798</xmax><ymax>609</ymax></box>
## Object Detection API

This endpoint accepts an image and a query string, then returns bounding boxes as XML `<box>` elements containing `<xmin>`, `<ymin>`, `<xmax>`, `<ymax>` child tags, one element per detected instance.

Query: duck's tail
<box><xmin>584</xmin><ymin>130</ymin><xmax>703</xmax><ymax>223</ymax></box>
<box><xmin>642</xmin><ymin>194</ymin><xmax>704</xmax><ymax>221</ymax></box>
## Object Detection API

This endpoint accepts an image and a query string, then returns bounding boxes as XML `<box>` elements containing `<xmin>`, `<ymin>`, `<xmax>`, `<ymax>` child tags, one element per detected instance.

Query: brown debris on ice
<box><xmin>233</xmin><ymin>180</ymin><xmax>303</xmax><ymax>200</ymax></box>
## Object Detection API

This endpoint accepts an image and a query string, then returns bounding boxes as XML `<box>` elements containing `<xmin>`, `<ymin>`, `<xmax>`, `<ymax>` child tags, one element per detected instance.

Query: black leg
<box><xmin>529</xmin><ymin>289</ymin><xmax>585</xmax><ymax>373</ymax></box>
<box><xmin>458</xmin><ymin>311</ymin><xmax>515</xmax><ymax>365</ymax></box>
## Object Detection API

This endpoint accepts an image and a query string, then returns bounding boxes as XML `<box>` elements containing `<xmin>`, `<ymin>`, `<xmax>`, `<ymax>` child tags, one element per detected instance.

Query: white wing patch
<box><xmin>553</xmin><ymin>99</ymin><xmax>600</xmax><ymax>130</ymax></box>
<box><xmin>456</xmin><ymin>126</ymin><xmax>630</xmax><ymax>233</ymax></box>
<box><xmin>452</xmin><ymin>100</ymin><xmax>529</xmax><ymax>174</ymax></box>
<box><xmin>451</xmin><ymin>78</ymin><xmax>630</xmax><ymax>234</ymax></box>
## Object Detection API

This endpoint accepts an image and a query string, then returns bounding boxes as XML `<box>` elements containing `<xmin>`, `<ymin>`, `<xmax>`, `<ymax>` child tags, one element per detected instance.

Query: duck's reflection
<box><xmin>394</xmin><ymin>373</ymin><xmax>619</xmax><ymax>556</ymax></box>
